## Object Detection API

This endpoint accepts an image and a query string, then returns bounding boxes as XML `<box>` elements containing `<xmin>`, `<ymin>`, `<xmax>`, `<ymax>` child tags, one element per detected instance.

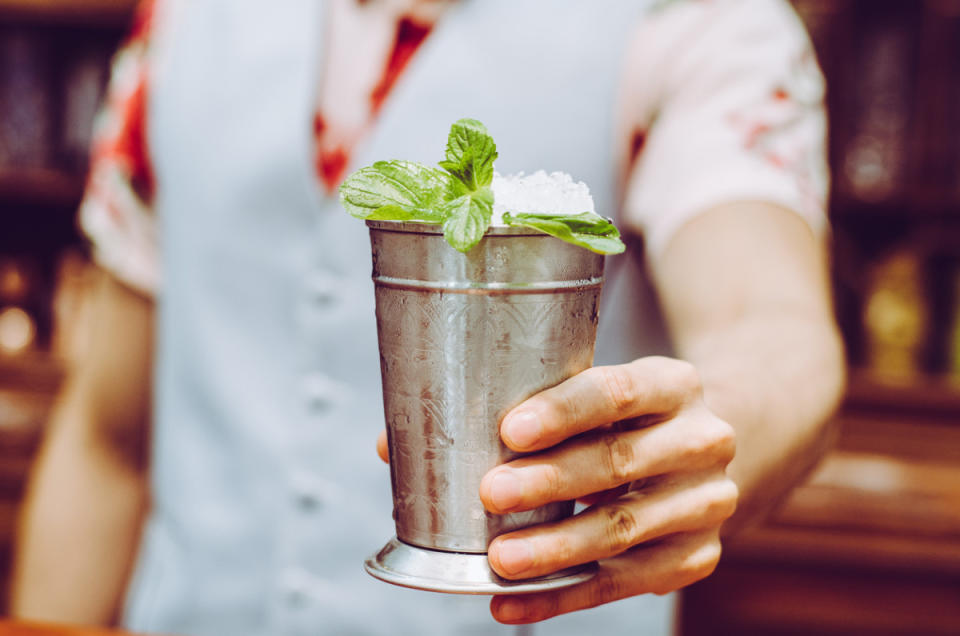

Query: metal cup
<box><xmin>363</xmin><ymin>220</ymin><xmax>603</xmax><ymax>594</ymax></box>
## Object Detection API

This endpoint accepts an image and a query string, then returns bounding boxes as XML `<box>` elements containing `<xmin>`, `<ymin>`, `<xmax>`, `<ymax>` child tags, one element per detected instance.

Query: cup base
<box><xmin>364</xmin><ymin>536</ymin><xmax>597</xmax><ymax>595</ymax></box>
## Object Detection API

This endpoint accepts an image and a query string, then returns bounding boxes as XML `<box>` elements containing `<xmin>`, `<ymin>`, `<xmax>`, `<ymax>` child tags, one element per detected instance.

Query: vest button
<box><xmin>312</xmin><ymin>290</ymin><xmax>336</xmax><ymax>309</ymax></box>
<box><xmin>290</xmin><ymin>469</ymin><xmax>339</xmax><ymax>512</ymax></box>
<box><xmin>295</xmin><ymin>489</ymin><xmax>322</xmax><ymax>511</ymax></box>
<box><xmin>302</xmin><ymin>373</ymin><xmax>335</xmax><ymax>413</ymax></box>
<box><xmin>304</xmin><ymin>271</ymin><xmax>341</xmax><ymax>311</ymax></box>
<box><xmin>279</xmin><ymin>568</ymin><xmax>314</xmax><ymax>607</ymax></box>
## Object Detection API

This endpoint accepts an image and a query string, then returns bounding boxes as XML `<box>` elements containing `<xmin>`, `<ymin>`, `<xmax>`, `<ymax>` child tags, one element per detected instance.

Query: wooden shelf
<box><xmin>0</xmin><ymin>169</ymin><xmax>84</xmax><ymax>209</ymax></box>
<box><xmin>831</xmin><ymin>201</ymin><xmax>960</xmax><ymax>221</ymax></box>
<box><xmin>681</xmin><ymin>402</ymin><xmax>960</xmax><ymax>635</ymax></box>
<box><xmin>0</xmin><ymin>0</ymin><xmax>136</xmax><ymax>27</ymax></box>
<box><xmin>0</xmin><ymin>351</ymin><xmax>62</xmax><ymax>394</ymax></box>
<box><xmin>0</xmin><ymin>353</ymin><xmax>59</xmax><ymax>615</ymax></box>
<box><xmin>844</xmin><ymin>368</ymin><xmax>960</xmax><ymax>419</ymax></box>
<box><xmin>730</xmin><ymin>450</ymin><xmax>960</xmax><ymax>572</ymax></box>
<box><xmin>733</xmin><ymin>395</ymin><xmax>960</xmax><ymax>569</ymax></box>
<box><xmin>681</xmin><ymin>364</ymin><xmax>960</xmax><ymax>634</ymax></box>
<box><xmin>0</xmin><ymin>619</ymin><xmax>143</xmax><ymax>635</ymax></box>
<box><xmin>680</xmin><ymin>562</ymin><xmax>960</xmax><ymax>636</ymax></box>
<box><xmin>0</xmin><ymin>353</ymin><xmax>61</xmax><ymax>481</ymax></box>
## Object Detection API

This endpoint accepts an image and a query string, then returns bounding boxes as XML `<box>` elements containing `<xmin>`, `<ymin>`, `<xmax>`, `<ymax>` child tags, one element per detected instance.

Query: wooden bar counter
<box><xmin>679</xmin><ymin>372</ymin><xmax>960</xmax><ymax>636</ymax></box>
<box><xmin>0</xmin><ymin>620</ymin><xmax>141</xmax><ymax>635</ymax></box>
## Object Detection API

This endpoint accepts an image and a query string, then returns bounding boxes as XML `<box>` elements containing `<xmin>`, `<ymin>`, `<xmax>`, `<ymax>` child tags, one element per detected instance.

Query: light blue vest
<box><xmin>127</xmin><ymin>1</ymin><xmax>671</xmax><ymax>634</ymax></box>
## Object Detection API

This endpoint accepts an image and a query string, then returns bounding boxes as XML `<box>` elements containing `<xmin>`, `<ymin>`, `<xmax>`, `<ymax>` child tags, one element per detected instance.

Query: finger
<box><xmin>501</xmin><ymin>357</ymin><xmax>703</xmax><ymax>452</ymax></box>
<box><xmin>480</xmin><ymin>409</ymin><xmax>734</xmax><ymax>513</ymax></box>
<box><xmin>376</xmin><ymin>430</ymin><xmax>389</xmax><ymax>463</ymax></box>
<box><xmin>490</xmin><ymin>528</ymin><xmax>723</xmax><ymax>624</ymax></box>
<box><xmin>487</xmin><ymin>471</ymin><xmax>736</xmax><ymax>579</ymax></box>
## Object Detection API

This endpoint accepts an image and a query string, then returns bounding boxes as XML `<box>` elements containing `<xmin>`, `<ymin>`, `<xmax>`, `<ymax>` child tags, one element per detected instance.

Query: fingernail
<box><xmin>489</xmin><ymin>471</ymin><xmax>523</xmax><ymax>512</ymax></box>
<box><xmin>494</xmin><ymin>597</ymin><xmax>527</xmax><ymax>623</ymax></box>
<box><xmin>504</xmin><ymin>410</ymin><xmax>542</xmax><ymax>448</ymax></box>
<box><xmin>495</xmin><ymin>538</ymin><xmax>535</xmax><ymax>575</ymax></box>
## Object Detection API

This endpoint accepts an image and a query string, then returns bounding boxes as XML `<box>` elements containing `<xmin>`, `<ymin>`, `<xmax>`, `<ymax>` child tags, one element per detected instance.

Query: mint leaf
<box><xmin>502</xmin><ymin>211</ymin><xmax>626</xmax><ymax>255</ymax></box>
<box><xmin>340</xmin><ymin>118</ymin><xmax>626</xmax><ymax>255</ymax></box>
<box><xmin>441</xmin><ymin>187</ymin><xmax>494</xmax><ymax>253</ymax></box>
<box><xmin>438</xmin><ymin>118</ymin><xmax>498</xmax><ymax>190</ymax></box>
<box><xmin>339</xmin><ymin>160</ymin><xmax>456</xmax><ymax>222</ymax></box>
<box><xmin>434</xmin><ymin>119</ymin><xmax>498</xmax><ymax>250</ymax></box>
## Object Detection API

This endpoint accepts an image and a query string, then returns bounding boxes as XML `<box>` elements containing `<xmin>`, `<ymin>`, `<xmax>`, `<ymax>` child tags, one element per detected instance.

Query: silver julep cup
<box><xmin>363</xmin><ymin>220</ymin><xmax>602</xmax><ymax>594</ymax></box>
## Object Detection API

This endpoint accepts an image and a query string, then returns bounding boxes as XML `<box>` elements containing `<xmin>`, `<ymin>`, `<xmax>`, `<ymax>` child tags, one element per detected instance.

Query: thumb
<box><xmin>376</xmin><ymin>429</ymin><xmax>389</xmax><ymax>463</ymax></box>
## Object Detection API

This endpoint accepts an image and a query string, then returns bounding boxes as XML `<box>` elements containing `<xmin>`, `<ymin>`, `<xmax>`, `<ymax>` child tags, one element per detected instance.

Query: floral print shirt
<box><xmin>80</xmin><ymin>0</ymin><xmax>828</xmax><ymax>295</ymax></box>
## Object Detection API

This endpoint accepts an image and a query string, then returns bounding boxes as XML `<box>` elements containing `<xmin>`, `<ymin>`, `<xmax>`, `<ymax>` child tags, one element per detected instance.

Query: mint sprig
<box><xmin>442</xmin><ymin>188</ymin><xmax>494</xmax><ymax>252</ymax></box>
<box><xmin>338</xmin><ymin>118</ymin><xmax>625</xmax><ymax>255</ymax></box>
<box><xmin>436</xmin><ymin>119</ymin><xmax>497</xmax><ymax>252</ymax></box>
<box><xmin>501</xmin><ymin>211</ymin><xmax>626</xmax><ymax>255</ymax></box>
<box><xmin>438</xmin><ymin>118</ymin><xmax>498</xmax><ymax>191</ymax></box>
<box><xmin>339</xmin><ymin>160</ymin><xmax>455</xmax><ymax>223</ymax></box>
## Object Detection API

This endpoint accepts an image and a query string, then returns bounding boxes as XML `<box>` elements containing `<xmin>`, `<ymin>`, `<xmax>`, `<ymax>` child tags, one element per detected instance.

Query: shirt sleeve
<box><xmin>620</xmin><ymin>0</ymin><xmax>829</xmax><ymax>258</ymax></box>
<box><xmin>78</xmin><ymin>0</ymin><xmax>160</xmax><ymax>297</ymax></box>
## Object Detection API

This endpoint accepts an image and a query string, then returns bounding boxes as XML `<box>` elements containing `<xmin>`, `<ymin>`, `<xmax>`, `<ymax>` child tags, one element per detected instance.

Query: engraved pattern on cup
<box><xmin>369</xmin><ymin>221</ymin><xmax>604</xmax><ymax>553</ymax></box>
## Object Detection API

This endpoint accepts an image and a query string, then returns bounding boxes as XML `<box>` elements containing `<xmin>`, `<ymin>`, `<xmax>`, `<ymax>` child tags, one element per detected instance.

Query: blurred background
<box><xmin>0</xmin><ymin>0</ymin><xmax>957</xmax><ymax>634</ymax></box>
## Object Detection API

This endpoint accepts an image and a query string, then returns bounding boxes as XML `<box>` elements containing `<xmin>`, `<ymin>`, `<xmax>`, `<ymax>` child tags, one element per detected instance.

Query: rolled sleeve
<box><xmin>622</xmin><ymin>0</ymin><xmax>829</xmax><ymax>257</ymax></box>
<box><xmin>78</xmin><ymin>0</ymin><xmax>159</xmax><ymax>297</ymax></box>
<box><xmin>80</xmin><ymin>162</ymin><xmax>159</xmax><ymax>297</ymax></box>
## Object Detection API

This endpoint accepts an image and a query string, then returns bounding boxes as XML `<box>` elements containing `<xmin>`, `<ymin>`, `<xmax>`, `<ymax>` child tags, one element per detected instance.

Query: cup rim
<box><xmin>365</xmin><ymin>219</ymin><xmax>544</xmax><ymax>236</ymax></box>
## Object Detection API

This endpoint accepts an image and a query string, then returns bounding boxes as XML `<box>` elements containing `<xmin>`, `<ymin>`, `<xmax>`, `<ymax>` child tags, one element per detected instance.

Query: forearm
<box><xmin>654</xmin><ymin>202</ymin><xmax>846</xmax><ymax>534</ymax></box>
<box><xmin>682</xmin><ymin>310</ymin><xmax>844</xmax><ymax>533</ymax></box>
<box><xmin>11</xmin><ymin>395</ymin><xmax>149</xmax><ymax>625</ymax></box>
<box><xmin>11</xmin><ymin>270</ymin><xmax>154</xmax><ymax>625</ymax></box>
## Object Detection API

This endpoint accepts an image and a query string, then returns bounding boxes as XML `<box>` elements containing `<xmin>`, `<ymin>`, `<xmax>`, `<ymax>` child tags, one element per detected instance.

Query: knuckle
<box><xmin>540</xmin><ymin>463</ymin><xmax>566</xmax><ymax>502</ymax></box>
<box><xmin>588</xmin><ymin>572</ymin><xmax>625</xmax><ymax>609</ymax></box>
<box><xmin>558</xmin><ymin>390</ymin><xmax>584</xmax><ymax>431</ymax></box>
<box><xmin>550</xmin><ymin>532</ymin><xmax>576</xmax><ymax>565</ymax></box>
<box><xmin>594</xmin><ymin>365</ymin><xmax>637</xmax><ymax>415</ymax></box>
<box><xmin>540</xmin><ymin>594</ymin><xmax>561</xmax><ymax>620</ymax></box>
<box><xmin>686</xmin><ymin>415</ymin><xmax>736</xmax><ymax>463</ymax></box>
<box><xmin>600</xmin><ymin>431</ymin><xmax>638</xmax><ymax>485</ymax></box>
<box><xmin>550</xmin><ymin>534</ymin><xmax>576</xmax><ymax>568</ymax></box>
<box><xmin>521</xmin><ymin>593</ymin><xmax>561</xmax><ymax>622</ymax></box>
<box><xmin>667</xmin><ymin>359</ymin><xmax>702</xmax><ymax>399</ymax></box>
<box><xmin>651</xmin><ymin>579</ymin><xmax>679</xmax><ymax>596</ymax></box>
<box><xmin>720</xmin><ymin>478</ymin><xmax>740</xmax><ymax>511</ymax></box>
<box><xmin>602</xmin><ymin>503</ymin><xmax>642</xmax><ymax>554</ymax></box>
<box><xmin>706</xmin><ymin>416</ymin><xmax>737</xmax><ymax>462</ymax></box>
<box><xmin>667</xmin><ymin>537</ymin><xmax>722</xmax><ymax>593</ymax></box>
<box><xmin>704</xmin><ymin>478</ymin><xmax>739</xmax><ymax>524</ymax></box>
<box><xmin>692</xmin><ymin>538</ymin><xmax>723</xmax><ymax>580</ymax></box>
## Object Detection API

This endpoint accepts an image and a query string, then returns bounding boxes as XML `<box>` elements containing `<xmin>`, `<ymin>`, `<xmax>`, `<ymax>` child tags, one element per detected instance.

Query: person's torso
<box><xmin>127</xmin><ymin>1</ymin><xmax>671</xmax><ymax>634</ymax></box>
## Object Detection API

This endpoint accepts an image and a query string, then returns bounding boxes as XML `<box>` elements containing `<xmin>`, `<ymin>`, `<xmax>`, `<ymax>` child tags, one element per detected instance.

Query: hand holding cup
<box><xmin>481</xmin><ymin>356</ymin><xmax>738</xmax><ymax>623</ymax></box>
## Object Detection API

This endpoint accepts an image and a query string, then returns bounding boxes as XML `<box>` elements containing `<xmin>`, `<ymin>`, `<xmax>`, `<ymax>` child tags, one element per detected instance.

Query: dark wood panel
<box><xmin>0</xmin><ymin>354</ymin><xmax>63</xmax><ymax>394</ymax></box>
<box><xmin>680</xmin><ymin>563</ymin><xmax>960</xmax><ymax>636</ymax></box>
<box><xmin>0</xmin><ymin>0</ymin><xmax>136</xmax><ymax>27</ymax></box>
<box><xmin>844</xmin><ymin>370</ymin><xmax>960</xmax><ymax>420</ymax></box>
<box><xmin>777</xmin><ymin>453</ymin><xmax>960</xmax><ymax>538</ymax></box>
<box><xmin>837</xmin><ymin>414</ymin><xmax>960</xmax><ymax>464</ymax></box>
<box><xmin>0</xmin><ymin>358</ymin><xmax>59</xmax><ymax>615</ymax></box>
<box><xmin>0</xmin><ymin>618</ymin><xmax>140</xmax><ymax>635</ymax></box>
<box><xmin>0</xmin><ymin>169</ymin><xmax>83</xmax><ymax>209</ymax></box>
<box><xmin>680</xmin><ymin>400</ymin><xmax>960</xmax><ymax>635</ymax></box>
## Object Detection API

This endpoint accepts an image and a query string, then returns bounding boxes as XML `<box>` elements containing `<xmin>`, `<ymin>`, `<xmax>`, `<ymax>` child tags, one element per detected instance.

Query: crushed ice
<box><xmin>490</xmin><ymin>171</ymin><xmax>595</xmax><ymax>225</ymax></box>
